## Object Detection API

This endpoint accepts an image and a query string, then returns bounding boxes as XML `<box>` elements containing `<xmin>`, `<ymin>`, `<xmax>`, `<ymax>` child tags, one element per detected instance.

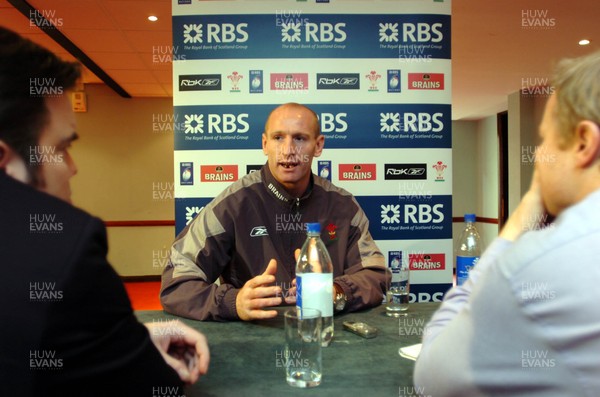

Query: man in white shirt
<box><xmin>415</xmin><ymin>50</ymin><xmax>600</xmax><ymax>396</ymax></box>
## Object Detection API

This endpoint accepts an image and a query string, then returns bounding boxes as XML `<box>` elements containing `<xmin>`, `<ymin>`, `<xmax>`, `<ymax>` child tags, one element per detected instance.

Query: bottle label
<box><xmin>456</xmin><ymin>256</ymin><xmax>479</xmax><ymax>286</ymax></box>
<box><xmin>296</xmin><ymin>275</ymin><xmax>302</xmax><ymax>310</ymax></box>
<box><xmin>390</xmin><ymin>268</ymin><xmax>401</xmax><ymax>282</ymax></box>
<box><xmin>296</xmin><ymin>273</ymin><xmax>333</xmax><ymax>317</ymax></box>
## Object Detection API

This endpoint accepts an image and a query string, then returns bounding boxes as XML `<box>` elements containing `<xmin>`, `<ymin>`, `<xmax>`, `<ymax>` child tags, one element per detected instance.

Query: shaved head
<box><xmin>264</xmin><ymin>103</ymin><xmax>320</xmax><ymax>138</ymax></box>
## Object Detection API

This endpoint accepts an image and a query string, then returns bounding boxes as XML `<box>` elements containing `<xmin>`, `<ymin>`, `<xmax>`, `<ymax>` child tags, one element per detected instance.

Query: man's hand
<box><xmin>145</xmin><ymin>320</ymin><xmax>210</xmax><ymax>385</ymax></box>
<box><xmin>284</xmin><ymin>249</ymin><xmax>301</xmax><ymax>305</ymax></box>
<box><xmin>500</xmin><ymin>170</ymin><xmax>547</xmax><ymax>241</ymax></box>
<box><xmin>284</xmin><ymin>249</ymin><xmax>340</xmax><ymax>304</ymax></box>
<box><xmin>285</xmin><ymin>278</ymin><xmax>297</xmax><ymax>305</ymax></box>
<box><xmin>236</xmin><ymin>259</ymin><xmax>283</xmax><ymax>320</ymax></box>
<box><xmin>285</xmin><ymin>248</ymin><xmax>337</xmax><ymax>305</ymax></box>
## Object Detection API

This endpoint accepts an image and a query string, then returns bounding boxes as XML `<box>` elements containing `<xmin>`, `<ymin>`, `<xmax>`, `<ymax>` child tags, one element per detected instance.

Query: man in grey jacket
<box><xmin>415</xmin><ymin>51</ymin><xmax>600</xmax><ymax>396</ymax></box>
<box><xmin>161</xmin><ymin>103</ymin><xmax>390</xmax><ymax>321</ymax></box>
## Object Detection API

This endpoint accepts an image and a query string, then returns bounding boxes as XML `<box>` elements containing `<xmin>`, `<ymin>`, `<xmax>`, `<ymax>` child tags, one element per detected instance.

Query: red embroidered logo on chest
<box><xmin>325</xmin><ymin>223</ymin><xmax>338</xmax><ymax>242</ymax></box>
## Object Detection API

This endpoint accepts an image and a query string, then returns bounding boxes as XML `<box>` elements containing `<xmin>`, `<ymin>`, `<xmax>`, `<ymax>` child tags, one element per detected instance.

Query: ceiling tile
<box><xmin>152</xmin><ymin>69</ymin><xmax>174</xmax><ymax>84</ymax></box>
<box><xmin>29</xmin><ymin>0</ymin><xmax>115</xmax><ymax>30</ymax></box>
<box><xmin>87</xmin><ymin>51</ymin><xmax>147</xmax><ymax>70</ymax></box>
<box><xmin>65</xmin><ymin>29</ymin><xmax>134</xmax><ymax>52</ymax></box>
<box><xmin>124</xmin><ymin>82</ymin><xmax>170</xmax><ymax>97</ymax></box>
<box><xmin>123</xmin><ymin>29</ymin><xmax>173</xmax><ymax>53</ymax></box>
<box><xmin>108</xmin><ymin>69</ymin><xmax>158</xmax><ymax>84</ymax></box>
<box><xmin>101</xmin><ymin>0</ymin><xmax>171</xmax><ymax>31</ymax></box>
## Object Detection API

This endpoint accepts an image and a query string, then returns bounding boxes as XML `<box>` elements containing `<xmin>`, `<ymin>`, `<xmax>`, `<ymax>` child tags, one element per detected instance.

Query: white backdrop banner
<box><xmin>172</xmin><ymin>0</ymin><xmax>452</xmax><ymax>303</ymax></box>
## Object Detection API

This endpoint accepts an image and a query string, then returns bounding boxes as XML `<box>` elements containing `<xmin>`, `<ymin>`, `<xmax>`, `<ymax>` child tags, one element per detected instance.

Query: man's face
<box><xmin>262</xmin><ymin>105</ymin><xmax>324</xmax><ymax>197</ymax></box>
<box><xmin>33</xmin><ymin>95</ymin><xmax>78</xmax><ymax>203</ymax></box>
<box><xmin>536</xmin><ymin>93</ymin><xmax>575</xmax><ymax>216</ymax></box>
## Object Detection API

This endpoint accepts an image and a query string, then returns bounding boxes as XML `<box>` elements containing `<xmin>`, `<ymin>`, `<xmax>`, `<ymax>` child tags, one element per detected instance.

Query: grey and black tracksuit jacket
<box><xmin>160</xmin><ymin>165</ymin><xmax>390</xmax><ymax>320</ymax></box>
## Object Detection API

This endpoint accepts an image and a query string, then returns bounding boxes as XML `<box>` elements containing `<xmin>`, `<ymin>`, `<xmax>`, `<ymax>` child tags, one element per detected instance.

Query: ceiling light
<box><xmin>579</xmin><ymin>39</ymin><xmax>590</xmax><ymax>46</ymax></box>
<box><xmin>148</xmin><ymin>15</ymin><xmax>158</xmax><ymax>22</ymax></box>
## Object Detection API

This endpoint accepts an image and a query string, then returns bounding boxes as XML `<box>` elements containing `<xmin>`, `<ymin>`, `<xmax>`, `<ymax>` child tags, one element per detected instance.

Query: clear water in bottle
<box><xmin>296</xmin><ymin>223</ymin><xmax>334</xmax><ymax>347</ymax></box>
<box><xmin>386</xmin><ymin>254</ymin><xmax>410</xmax><ymax>317</ymax></box>
<box><xmin>456</xmin><ymin>213</ymin><xmax>482</xmax><ymax>286</ymax></box>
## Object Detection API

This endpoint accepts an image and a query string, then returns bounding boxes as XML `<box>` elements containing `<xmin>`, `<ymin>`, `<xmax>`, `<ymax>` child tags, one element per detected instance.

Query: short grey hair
<box><xmin>552</xmin><ymin>50</ymin><xmax>600</xmax><ymax>147</ymax></box>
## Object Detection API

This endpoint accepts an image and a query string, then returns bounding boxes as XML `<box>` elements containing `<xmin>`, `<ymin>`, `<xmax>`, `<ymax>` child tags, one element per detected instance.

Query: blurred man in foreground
<box><xmin>415</xmin><ymin>51</ymin><xmax>600</xmax><ymax>395</ymax></box>
<box><xmin>0</xmin><ymin>27</ymin><xmax>209</xmax><ymax>396</ymax></box>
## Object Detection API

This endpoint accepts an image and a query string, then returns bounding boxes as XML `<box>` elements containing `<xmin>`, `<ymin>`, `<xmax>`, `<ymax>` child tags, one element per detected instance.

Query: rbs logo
<box><xmin>281</xmin><ymin>22</ymin><xmax>347</xmax><ymax>43</ymax></box>
<box><xmin>404</xmin><ymin>204</ymin><xmax>444</xmax><ymax>224</ymax></box>
<box><xmin>183</xmin><ymin>114</ymin><xmax>249</xmax><ymax>134</ymax></box>
<box><xmin>306</xmin><ymin>23</ymin><xmax>346</xmax><ymax>42</ymax></box>
<box><xmin>402</xmin><ymin>23</ymin><xmax>443</xmax><ymax>43</ymax></box>
<box><xmin>208</xmin><ymin>114</ymin><xmax>249</xmax><ymax>133</ymax></box>
<box><xmin>380</xmin><ymin>112</ymin><xmax>444</xmax><ymax>133</ymax></box>
<box><xmin>381</xmin><ymin>204</ymin><xmax>444</xmax><ymax>224</ymax></box>
<box><xmin>319</xmin><ymin>113</ymin><xmax>348</xmax><ymax>133</ymax></box>
<box><xmin>183</xmin><ymin>23</ymin><xmax>248</xmax><ymax>44</ymax></box>
<box><xmin>403</xmin><ymin>112</ymin><xmax>444</xmax><ymax>133</ymax></box>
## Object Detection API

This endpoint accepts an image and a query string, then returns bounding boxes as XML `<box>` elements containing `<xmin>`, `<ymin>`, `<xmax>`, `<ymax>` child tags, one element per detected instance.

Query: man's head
<box><xmin>0</xmin><ymin>27</ymin><xmax>80</xmax><ymax>203</ymax></box>
<box><xmin>262</xmin><ymin>103</ymin><xmax>324</xmax><ymax>198</ymax></box>
<box><xmin>536</xmin><ymin>50</ymin><xmax>600</xmax><ymax>216</ymax></box>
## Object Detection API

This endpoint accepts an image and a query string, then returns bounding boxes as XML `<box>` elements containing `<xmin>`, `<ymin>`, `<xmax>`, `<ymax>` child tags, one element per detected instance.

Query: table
<box><xmin>135</xmin><ymin>303</ymin><xmax>440</xmax><ymax>397</ymax></box>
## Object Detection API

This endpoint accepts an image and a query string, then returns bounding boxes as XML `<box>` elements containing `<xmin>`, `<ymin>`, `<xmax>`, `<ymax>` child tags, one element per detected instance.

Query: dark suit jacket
<box><xmin>0</xmin><ymin>171</ymin><xmax>183</xmax><ymax>396</ymax></box>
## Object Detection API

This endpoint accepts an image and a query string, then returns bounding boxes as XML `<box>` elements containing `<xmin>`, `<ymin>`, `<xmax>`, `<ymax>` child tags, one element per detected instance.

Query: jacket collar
<box><xmin>261</xmin><ymin>163</ymin><xmax>314</xmax><ymax>206</ymax></box>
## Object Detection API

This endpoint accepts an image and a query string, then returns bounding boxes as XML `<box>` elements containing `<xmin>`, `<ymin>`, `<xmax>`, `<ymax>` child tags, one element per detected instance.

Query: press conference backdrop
<box><xmin>171</xmin><ymin>0</ymin><xmax>452</xmax><ymax>304</ymax></box>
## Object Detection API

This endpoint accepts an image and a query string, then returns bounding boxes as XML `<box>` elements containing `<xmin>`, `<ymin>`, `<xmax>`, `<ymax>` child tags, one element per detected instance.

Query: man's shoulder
<box><xmin>313</xmin><ymin>174</ymin><xmax>353</xmax><ymax>197</ymax></box>
<box><xmin>234</xmin><ymin>168</ymin><xmax>263</xmax><ymax>189</ymax></box>
<box><xmin>211</xmin><ymin>169</ymin><xmax>264</xmax><ymax>204</ymax></box>
<box><xmin>309</xmin><ymin>175</ymin><xmax>366</xmax><ymax>224</ymax></box>
<box><xmin>0</xmin><ymin>174</ymin><xmax>107</xmax><ymax>318</ymax></box>
<box><xmin>312</xmin><ymin>174</ymin><xmax>359</xmax><ymax>209</ymax></box>
<box><xmin>0</xmin><ymin>172</ymin><xmax>100</xmax><ymax>235</ymax></box>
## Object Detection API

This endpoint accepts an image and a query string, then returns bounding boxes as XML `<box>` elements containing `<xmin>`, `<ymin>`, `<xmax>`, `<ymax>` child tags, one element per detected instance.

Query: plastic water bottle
<box><xmin>296</xmin><ymin>223</ymin><xmax>334</xmax><ymax>347</ymax></box>
<box><xmin>386</xmin><ymin>254</ymin><xmax>410</xmax><ymax>317</ymax></box>
<box><xmin>456</xmin><ymin>214</ymin><xmax>482</xmax><ymax>286</ymax></box>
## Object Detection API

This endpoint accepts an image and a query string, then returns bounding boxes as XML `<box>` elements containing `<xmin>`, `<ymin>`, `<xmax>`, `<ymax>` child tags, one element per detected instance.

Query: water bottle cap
<box><xmin>306</xmin><ymin>222</ymin><xmax>321</xmax><ymax>233</ymax></box>
<box><xmin>464</xmin><ymin>213</ymin><xmax>476</xmax><ymax>222</ymax></box>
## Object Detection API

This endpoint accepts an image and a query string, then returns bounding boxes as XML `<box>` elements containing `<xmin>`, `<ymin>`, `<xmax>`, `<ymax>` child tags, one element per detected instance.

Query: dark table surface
<box><xmin>135</xmin><ymin>302</ymin><xmax>440</xmax><ymax>397</ymax></box>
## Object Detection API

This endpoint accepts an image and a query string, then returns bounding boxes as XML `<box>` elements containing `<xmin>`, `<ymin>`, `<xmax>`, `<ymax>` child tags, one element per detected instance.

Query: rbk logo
<box><xmin>384</xmin><ymin>164</ymin><xmax>427</xmax><ymax>180</ymax></box>
<box><xmin>250</xmin><ymin>226</ymin><xmax>269</xmax><ymax>237</ymax></box>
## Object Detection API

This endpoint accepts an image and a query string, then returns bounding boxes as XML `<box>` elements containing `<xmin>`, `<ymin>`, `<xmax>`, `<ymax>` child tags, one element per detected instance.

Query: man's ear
<box><xmin>0</xmin><ymin>140</ymin><xmax>30</xmax><ymax>183</ymax></box>
<box><xmin>262</xmin><ymin>133</ymin><xmax>268</xmax><ymax>155</ymax></box>
<box><xmin>313</xmin><ymin>134</ymin><xmax>325</xmax><ymax>158</ymax></box>
<box><xmin>0</xmin><ymin>140</ymin><xmax>11</xmax><ymax>169</ymax></box>
<box><xmin>573</xmin><ymin>120</ymin><xmax>600</xmax><ymax>168</ymax></box>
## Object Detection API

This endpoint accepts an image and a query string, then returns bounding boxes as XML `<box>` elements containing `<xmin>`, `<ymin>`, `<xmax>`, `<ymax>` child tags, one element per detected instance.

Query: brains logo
<box><xmin>183</xmin><ymin>24</ymin><xmax>203</xmax><ymax>44</ymax></box>
<box><xmin>185</xmin><ymin>206</ymin><xmax>204</xmax><ymax>225</ymax></box>
<box><xmin>379</xmin><ymin>23</ymin><xmax>399</xmax><ymax>42</ymax></box>
<box><xmin>281</xmin><ymin>22</ymin><xmax>302</xmax><ymax>42</ymax></box>
<box><xmin>381</xmin><ymin>204</ymin><xmax>401</xmax><ymax>224</ymax></box>
<box><xmin>380</xmin><ymin>112</ymin><xmax>401</xmax><ymax>132</ymax></box>
<box><xmin>184</xmin><ymin>114</ymin><xmax>204</xmax><ymax>134</ymax></box>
